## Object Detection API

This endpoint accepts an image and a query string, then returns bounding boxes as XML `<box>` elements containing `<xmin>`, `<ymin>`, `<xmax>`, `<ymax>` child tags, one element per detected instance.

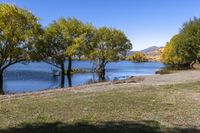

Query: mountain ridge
<box><xmin>127</xmin><ymin>46</ymin><xmax>164</xmax><ymax>61</ymax></box>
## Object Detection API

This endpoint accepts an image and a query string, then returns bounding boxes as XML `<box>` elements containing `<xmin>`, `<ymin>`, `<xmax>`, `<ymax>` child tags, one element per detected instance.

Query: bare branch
<box><xmin>44</xmin><ymin>61</ymin><xmax>62</xmax><ymax>69</ymax></box>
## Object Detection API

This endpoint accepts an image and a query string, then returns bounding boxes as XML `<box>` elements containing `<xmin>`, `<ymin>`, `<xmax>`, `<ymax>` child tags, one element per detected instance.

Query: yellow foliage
<box><xmin>161</xmin><ymin>35</ymin><xmax>185</xmax><ymax>65</ymax></box>
<box><xmin>128</xmin><ymin>52</ymin><xmax>148</xmax><ymax>62</ymax></box>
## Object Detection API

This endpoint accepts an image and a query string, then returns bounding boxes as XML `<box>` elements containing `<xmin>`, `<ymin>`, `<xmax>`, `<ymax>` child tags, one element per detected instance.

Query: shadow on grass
<box><xmin>0</xmin><ymin>120</ymin><xmax>199</xmax><ymax>133</ymax></box>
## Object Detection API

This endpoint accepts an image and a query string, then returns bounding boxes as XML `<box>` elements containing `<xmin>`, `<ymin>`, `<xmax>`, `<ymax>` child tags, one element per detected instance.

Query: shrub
<box><xmin>128</xmin><ymin>52</ymin><xmax>148</xmax><ymax>62</ymax></box>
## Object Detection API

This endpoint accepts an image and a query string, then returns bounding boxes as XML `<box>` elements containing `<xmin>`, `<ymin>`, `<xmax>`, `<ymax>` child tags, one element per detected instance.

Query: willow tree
<box><xmin>0</xmin><ymin>4</ymin><xmax>41</xmax><ymax>94</ymax></box>
<box><xmin>179</xmin><ymin>17</ymin><xmax>200</xmax><ymax>65</ymax></box>
<box><xmin>89</xmin><ymin>27</ymin><xmax>132</xmax><ymax>80</ymax></box>
<box><xmin>161</xmin><ymin>35</ymin><xmax>186</xmax><ymax>65</ymax></box>
<box><xmin>162</xmin><ymin>17</ymin><xmax>200</xmax><ymax>67</ymax></box>
<box><xmin>35</xmin><ymin>18</ymin><xmax>94</xmax><ymax>87</ymax></box>
<box><xmin>64</xmin><ymin>18</ymin><xmax>94</xmax><ymax>75</ymax></box>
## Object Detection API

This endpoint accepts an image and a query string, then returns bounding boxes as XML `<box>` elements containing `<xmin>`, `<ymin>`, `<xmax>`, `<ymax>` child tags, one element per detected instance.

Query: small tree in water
<box><xmin>89</xmin><ymin>27</ymin><xmax>132</xmax><ymax>81</ymax></box>
<box><xmin>0</xmin><ymin>4</ymin><xmax>42</xmax><ymax>94</ymax></box>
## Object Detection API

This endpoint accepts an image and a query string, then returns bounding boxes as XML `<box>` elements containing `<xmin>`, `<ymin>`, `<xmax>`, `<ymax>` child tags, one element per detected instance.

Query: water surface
<box><xmin>4</xmin><ymin>61</ymin><xmax>164</xmax><ymax>94</ymax></box>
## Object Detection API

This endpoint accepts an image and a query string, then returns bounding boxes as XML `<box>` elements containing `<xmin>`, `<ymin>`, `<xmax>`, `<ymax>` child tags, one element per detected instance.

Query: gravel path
<box><xmin>139</xmin><ymin>70</ymin><xmax>200</xmax><ymax>85</ymax></box>
<box><xmin>1</xmin><ymin>70</ymin><xmax>200</xmax><ymax>101</ymax></box>
<box><xmin>71</xmin><ymin>70</ymin><xmax>200</xmax><ymax>93</ymax></box>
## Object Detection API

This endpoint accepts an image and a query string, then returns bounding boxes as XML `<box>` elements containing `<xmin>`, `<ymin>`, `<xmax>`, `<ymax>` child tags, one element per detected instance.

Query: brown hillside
<box><xmin>144</xmin><ymin>47</ymin><xmax>164</xmax><ymax>62</ymax></box>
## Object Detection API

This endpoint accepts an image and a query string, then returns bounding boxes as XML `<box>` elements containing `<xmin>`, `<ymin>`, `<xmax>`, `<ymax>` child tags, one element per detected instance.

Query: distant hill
<box><xmin>127</xmin><ymin>46</ymin><xmax>164</xmax><ymax>62</ymax></box>
<box><xmin>141</xmin><ymin>46</ymin><xmax>162</xmax><ymax>53</ymax></box>
<box><xmin>142</xmin><ymin>46</ymin><xmax>164</xmax><ymax>62</ymax></box>
<box><xmin>126</xmin><ymin>51</ymin><xmax>135</xmax><ymax>56</ymax></box>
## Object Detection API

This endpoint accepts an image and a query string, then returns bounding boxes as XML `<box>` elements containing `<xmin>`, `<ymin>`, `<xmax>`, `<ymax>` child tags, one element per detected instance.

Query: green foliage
<box><xmin>179</xmin><ymin>17</ymin><xmax>200</xmax><ymax>62</ymax></box>
<box><xmin>89</xmin><ymin>27</ymin><xmax>132</xmax><ymax>73</ymax></box>
<box><xmin>35</xmin><ymin>17</ymin><xmax>94</xmax><ymax>68</ymax></box>
<box><xmin>161</xmin><ymin>35</ymin><xmax>186</xmax><ymax>65</ymax></box>
<box><xmin>63</xmin><ymin>18</ymin><xmax>95</xmax><ymax>58</ymax></box>
<box><xmin>67</xmin><ymin>69</ymin><xmax>95</xmax><ymax>74</ymax></box>
<box><xmin>34</xmin><ymin>17</ymin><xmax>95</xmax><ymax>87</ymax></box>
<box><xmin>161</xmin><ymin>17</ymin><xmax>200</xmax><ymax>66</ymax></box>
<box><xmin>35</xmin><ymin>18</ymin><xmax>68</xmax><ymax>67</ymax></box>
<box><xmin>128</xmin><ymin>52</ymin><xmax>148</xmax><ymax>62</ymax></box>
<box><xmin>0</xmin><ymin>4</ymin><xmax>41</xmax><ymax>69</ymax></box>
<box><xmin>0</xmin><ymin>4</ymin><xmax>41</xmax><ymax>93</ymax></box>
<box><xmin>90</xmin><ymin>27</ymin><xmax>132</xmax><ymax>61</ymax></box>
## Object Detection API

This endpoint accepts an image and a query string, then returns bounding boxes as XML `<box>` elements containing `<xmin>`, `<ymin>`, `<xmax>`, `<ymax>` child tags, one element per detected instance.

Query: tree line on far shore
<box><xmin>127</xmin><ymin>52</ymin><xmax>148</xmax><ymax>62</ymax></box>
<box><xmin>0</xmin><ymin>4</ymin><xmax>132</xmax><ymax>94</ymax></box>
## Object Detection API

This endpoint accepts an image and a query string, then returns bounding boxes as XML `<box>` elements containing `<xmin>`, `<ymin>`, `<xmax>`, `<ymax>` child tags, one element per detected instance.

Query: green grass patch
<box><xmin>1</xmin><ymin>82</ymin><xmax>200</xmax><ymax>132</ymax></box>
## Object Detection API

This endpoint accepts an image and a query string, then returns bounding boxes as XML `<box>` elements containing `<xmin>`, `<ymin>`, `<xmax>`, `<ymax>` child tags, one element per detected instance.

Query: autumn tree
<box><xmin>161</xmin><ymin>35</ymin><xmax>186</xmax><ymax>65</ymax></box>
<box><xmin>0</xmin><ymin>4</ymin><xmax>41</xmax><ymax>94</ymax></box>
<box><xmin>35</xmin><ymin>18</ymin><xmax>94</xmax><ymax>87</ymax></box>
<box><xmin>179</xmin><ymin>17</ymin><xmax>200</xmax><ymax>65</ymax></box>
<box><xmin>128</xmin><ymin>52</ymin><xmax>148</xmax><ymax>62</ymax></box>
<box><xmin>89</xmin><ymin>27</ymin><xmax>132</xmax><ymax>80</ymax></box>
<box><xmin>161</xmin><ymin>17</ymin><xmax>200</xmax><ymax>67</ymax></box>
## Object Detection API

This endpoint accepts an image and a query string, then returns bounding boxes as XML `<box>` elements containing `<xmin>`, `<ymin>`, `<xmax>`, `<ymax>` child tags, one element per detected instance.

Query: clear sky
<box><xmin>1</xmin><ymin>0</ymin><xmax>200</xmax><ymax>50</ymax></box>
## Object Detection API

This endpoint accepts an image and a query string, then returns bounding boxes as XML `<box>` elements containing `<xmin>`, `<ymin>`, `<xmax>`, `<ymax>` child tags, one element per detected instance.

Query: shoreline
<box><xmin>1</xmin><ymin>70</ymin><xmax>200</xmax><ymax>101</ymax></box>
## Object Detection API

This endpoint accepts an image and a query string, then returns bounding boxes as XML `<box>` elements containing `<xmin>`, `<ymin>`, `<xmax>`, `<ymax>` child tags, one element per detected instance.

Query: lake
<box><xmin>3</xmin><ymin>61</ymin><xmax>165</xmax><ymax>94</ymax></box>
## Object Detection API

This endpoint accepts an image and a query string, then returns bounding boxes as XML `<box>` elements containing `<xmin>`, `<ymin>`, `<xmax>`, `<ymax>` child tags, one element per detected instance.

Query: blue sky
<box><xmin>1</xmin><ymin>0</ymin><xmax>200</xmax><ymax>50</ymax></box>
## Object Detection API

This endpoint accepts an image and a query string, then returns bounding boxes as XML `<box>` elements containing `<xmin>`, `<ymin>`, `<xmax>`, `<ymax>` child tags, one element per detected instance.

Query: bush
<box><xmin>155</xmin><ymin>70</ymin><xmax>171</xmax><ymax>75</ymax></box>
<box><xmin>128</xmin><ymin>52</ymin><xmax>148</xmax><ymax>62</ymax></box>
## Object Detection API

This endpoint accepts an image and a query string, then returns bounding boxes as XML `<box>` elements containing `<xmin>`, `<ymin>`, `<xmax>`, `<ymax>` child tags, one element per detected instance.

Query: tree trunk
<box><xmin>60</xmin><ymin>62</ymin><xmax>65</xmax><ymax>88</ymax></box>
<box><xmin>0</xmin><ymin>70</ymin><xmax>4</xmax><ymax>94</ymax></box>
<box><xmin>67</xmin><ymin>56</ymin><xmax>72</xmax><ymax>75</ymax></box>
<box><xmin>98</xmin><ymin>60</ymin><xmax>106</xmax><ymax>81</ymax></box>
<box><xmin>67</xmin><ymin>74</ymin><xmax>72</xmax><ymax>87</ymax></box>
<box><xmin>99</xmin><ymin>67</ymin><xmax>106</xmax><ymax>81</ymax></box>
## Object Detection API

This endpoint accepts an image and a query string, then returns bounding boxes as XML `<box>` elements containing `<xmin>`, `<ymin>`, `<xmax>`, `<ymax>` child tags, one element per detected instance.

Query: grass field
<box><xmin>1</xmin><ymin>82</ymin><xmax>200</xmax><ymax>133</ymax></box>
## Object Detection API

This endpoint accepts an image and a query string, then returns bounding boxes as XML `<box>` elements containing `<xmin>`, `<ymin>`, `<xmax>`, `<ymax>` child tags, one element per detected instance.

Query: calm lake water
<box><xmin>3</xmin><ymin>61</ymin><xmax>165</xmax><ymax>94</ymax></box>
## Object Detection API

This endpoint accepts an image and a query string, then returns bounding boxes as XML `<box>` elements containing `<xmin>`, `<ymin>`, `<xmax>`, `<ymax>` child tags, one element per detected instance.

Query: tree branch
<box><xmin>2</xmin><ymin>59</ymin><xmax>26</xmax><ymax>71</ymax></box>
<box><xmin>44</xmin><ymin>61</ymin><xmax>61</xmax><ymax>69</ymax></box>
